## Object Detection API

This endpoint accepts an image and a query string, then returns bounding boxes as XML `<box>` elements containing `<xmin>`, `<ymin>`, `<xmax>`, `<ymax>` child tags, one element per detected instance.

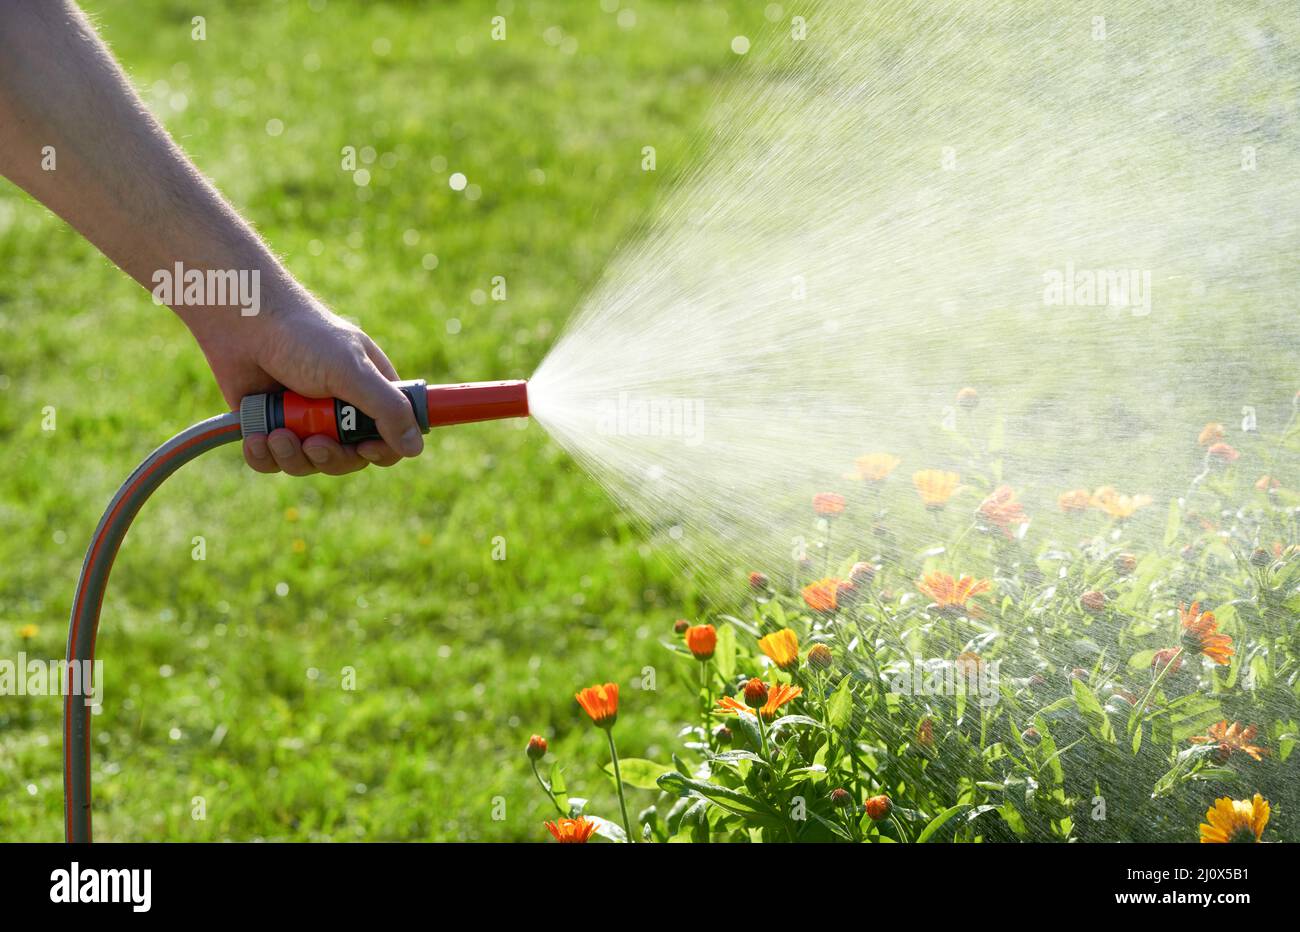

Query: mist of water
<box><xmin>529</xmin><ymin>0</ymin><xmax>1300</xmax><ymax>581</ymax></box>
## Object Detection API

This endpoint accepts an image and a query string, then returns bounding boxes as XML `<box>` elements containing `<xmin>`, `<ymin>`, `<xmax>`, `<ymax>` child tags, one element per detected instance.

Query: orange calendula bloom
<box><xmin>716</xmin><ymin>681</ymin><xmax>803</xmax><ymax>720</ymax></box>
<box><xmin>977</xmin><ymin>485</ymin><xmax>1028</xmax><ymax>537</ymax></box>
<box><xmin>1199</xmin><ymin>794</ymin><xmax>1269</xmax><ymax>844</ymax></box>
<box><xmin>1190</xmin><ymin>721</ymin><xmax>1268</xmax><ymax>763</ymax></box>
<box><xmin>813</xmin><ymin>492</ymin><xmax>846</xmax><ymax>516</ymax></box>
<box><xmin>801</xmin><ymin>577</ymin><xmax>843</xmax><ymax>613</ymax></box>
<box><xmin>1057</xmin><ymin>488</ymin><xmax>1091</xmax><ymax>513</ymax></box>
<box><xmin>1197</xmin><ymin>422</ymin><xmax>1225</xmax><ymax>446</ymax></box>
<box><xmin>913</xmin><ymin>470</ymin><xmax>960</xmax><ymax>509</ymax></box>
<box><xmin>685</xmin><ymin>624</ymin><xmax>717</xmax><ymax>661</ymax></box>
<box><xmin>916</xmin><ymin>572</ymin><xmax>991</xmax><ymax>612</ymax></box>
<box><xmin>545</xmin><ymin>817</ymin><xmax>597</xmax><ymax>844</ymax></box>
<box><xmin>1207</xmin><ymin>442</ymin><xmax>1240</xmax><ymax>464</ymax></box>
<box><xmin>575</xmin><ymin>682</ymin><xmax>619</xmax><ymax>729</ymax></box>
<box><xmin>1090</xmin><ymin>486</ymin><xmax>1152</xmax><ymax>520</ymax></box>
<box><xmin>1179</xmin><ymin>602</ymin><xmax>1234</xmax><ymax>665</ymax></box>
<box><xmin>849</xmin><ymin>453</ymin><xmax>901</xmax><ymax>483</ymax></box>
<box><xmin>759</xmin><ymin>628</ymin><xmax>800</xmax><ymax>670</ymax></box>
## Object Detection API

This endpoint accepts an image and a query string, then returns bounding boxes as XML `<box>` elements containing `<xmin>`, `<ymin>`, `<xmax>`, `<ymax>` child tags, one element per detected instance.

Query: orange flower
<box><xmin>758</xmin><ymin>628</ymin><xmax>799</xmax><ymax>670</ymax></box>
<box><xmin>913</xmin><ymin>470</ymin><xmax>960</xmax><ymax>509</ymax></box>
<box><xmin>1199</xmin><ymin>794</ymin><xmax>1269</xmax><ymax>844</ymax></box>
<box><xmin>865</xmin><ymin>794</ymin><xmax>893</xmax><ymax>820</ymax></box>
<box><xmin>1057</xmin><ymin>488</ymin><xmax>1091</xmax><ymax>513</ymax></box>
<box><xmin>1090</xmin><ymin>486</ymin><xmax>1152</xmax><ymax>520</ymax></box>
<box><xmin>1207</xmin><ymin>442</ymin><xmax>1239</xmax><ymax>464</ymax></box>
<box><xmin>1255</xmin><ymin>475</ymin><xmax>1280</xmax><ymax>493</ymax></box>
<box><xmin>1197</xmin><ymin>422</ymin><xmax>1225</xmax><ymax>446</ymax></box>
<box><xmin>575</xmin><ymin>682</ymin><xmax>619</xmax><ymax>729</ymax></box>
<box><xmin>685</xmin><ymin>624</ymin><xmax>717</xmax><ymax>661</ymax></box>
<box><xmin>849</xmin><ymin>453</ymin><xmax>901</xmax><ymax>482</ymax></box>
<box><xmin>545</xmin><ymin>817</ymin><xmax>597</xmax><ymax>843</ymax></box>
<box><xmin>954</xmin><ymin>651</ymin><xmax>983</xmax><ymax>676</ymax></box>
<box><xmin>1190</xmin><ymin>721</ymin><xmax>1268</xmax><ymax>763</ymax></box>
<box><xmin>813</xmin><ymin>492</ymin><xmax>846</xmax><ymax>516</ymax></box>
<box><xmin>955</xmin><ymin>387</ymin><xmax>979</xmax><ymax>409</ymax></box>
<box><xmin>1179</xmin><ymin>602</ymin><xmax>1234</xmax><ymax>665</ymax></box>
<box><xmin>715</xmin><ymin>680</ymin><xmax>802</xmax><ymax>720</ymax></box>
<box><xmin>977</xmin><ymin>485</ymin><xmax>1028</xmax><ymax>537</ymax></box>
<box><xmin>916</xmin><ymin>571</ymin><xmax>991</xmax><ymax>612</ymax></box>
<box><xmin>801</xmin><ymin>577</ymin><xmax>844</xmax><ymax>613</ymax></box>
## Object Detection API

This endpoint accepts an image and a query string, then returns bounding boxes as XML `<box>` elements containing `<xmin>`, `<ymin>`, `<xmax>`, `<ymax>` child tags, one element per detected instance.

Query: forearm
<box><xmin>0</xmin><ymin>1</ymin><xmax>293</xmax><ymax>333</ymax></box>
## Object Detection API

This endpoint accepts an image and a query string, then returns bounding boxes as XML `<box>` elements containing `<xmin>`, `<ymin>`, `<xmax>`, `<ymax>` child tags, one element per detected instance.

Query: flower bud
<box><xmin>748</xmin><ymin>571</ymin><xmax>769</xmax><ymax>592</ymax></box>
<box><xmin>1250</xmin><ymin>548</ymin><xmax>1270</xmax><ymax>568</ymax></box>
<box><xmin>956</xmin><ymin>387</ymin><xmax>979</xmax><ymax>410</ymax></box>
<box><xmin>829</xmin><ymin>787</ymin><xmax>854</xmax><ymax>808</ymax></box>
<box><xmin>1114</xmin><ymin>553</ymin><xmax>1137</xmax><ymax>575</ymax></box>
<box><xmin>1151</xmin><ymin>648</ymin><xmax>1183</xmax><ymax>676</ymax></box>
<box><xmin>1081</xmin><ymin>590</ymin><xmax>1106</xmax><ymax>613</ymax></box>
<box><xmin>526</xmin><ymin>734</ymin><xmax>548</xmax><ymax>761</ymax></box>
<box><xmin>743</xmin><ymin>677</ymin><xmax>769</xmax><ymax>709</ymax></box>
<box><xmin>673</xmin><ymin>619</ymin><xmax>689</xmax><ymax>635</ymax></box>
<box><xmin>807</xmin><ymin>644</ymin><xmax>834</xmax><ymax>671</ymax></box>
<box><xmin>849</xmin><ymin>561</ymin><xmax>876</xmax><ymax>585</ymax></box>
<box><xmin>865</xmin><ymin>794</ymin><xmax>892</xmax><ymax>820</ymax></box>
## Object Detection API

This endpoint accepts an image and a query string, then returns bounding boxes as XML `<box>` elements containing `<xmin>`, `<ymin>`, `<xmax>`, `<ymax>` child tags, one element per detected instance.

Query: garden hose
<box><xmin>63</xmin><ymin>379</ymin><xmax>529</xmax><ymax>842</ymax></box>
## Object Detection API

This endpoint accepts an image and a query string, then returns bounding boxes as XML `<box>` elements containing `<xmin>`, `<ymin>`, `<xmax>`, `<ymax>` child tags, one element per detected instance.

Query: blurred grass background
<box><xmin>0</xmin><ymin>0</ymin><xmax>763</xmax><ymax>840</ymax></box>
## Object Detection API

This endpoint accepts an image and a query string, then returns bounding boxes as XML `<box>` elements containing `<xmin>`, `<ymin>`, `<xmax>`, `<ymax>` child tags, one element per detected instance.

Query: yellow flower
<box><xmin>1199</xmin><ymin>794</ymin><xmax>1269</xmax><ymax>843</ymax></box>
<box><xmin>18</xmin><ymin>624</ymin><xmax>38</xmax><ymax>640</ymax></box>
<box><xmin>1090</xmin><ymin>486</ymin><xmax>1152</xmax><ymax>520</ymax></box>
<box><xmin>758</xmin><ymin>628</ymin><xmax>799</xmax><ymax>670</ymax></box>
<box><xmin>913</xmin><ymin>470</ymin><xmax>960</xmax><ymax>509</ymax></box>
<box><xmin>848</xmin><ymin>453</ymin><xmax>901</xmax><ymax>483</ymax></box>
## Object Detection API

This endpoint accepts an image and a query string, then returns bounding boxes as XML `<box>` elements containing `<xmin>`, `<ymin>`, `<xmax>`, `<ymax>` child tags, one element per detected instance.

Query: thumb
<box><xmin>335</xmin><ymin>357</ymin><xmax>424</xmax><ymax>457</ymax></box>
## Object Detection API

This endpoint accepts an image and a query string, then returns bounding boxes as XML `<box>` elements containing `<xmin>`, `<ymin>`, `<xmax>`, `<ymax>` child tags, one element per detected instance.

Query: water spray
<box><xmin>63</xmin><ymin>379</ymin><xmax>529</xmax><ymax>843</ymax></box>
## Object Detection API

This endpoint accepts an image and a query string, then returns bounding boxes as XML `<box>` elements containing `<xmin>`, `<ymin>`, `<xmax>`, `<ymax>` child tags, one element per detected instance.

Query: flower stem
<box><xmin>531</xmin><ymin>759</ymin><xmax>567</xmax><ymax>816</ymax></box>
<box><xmin>606</xmin><ymin>729</ymin><xmax>634</xmax><ymax>843</ymax></box>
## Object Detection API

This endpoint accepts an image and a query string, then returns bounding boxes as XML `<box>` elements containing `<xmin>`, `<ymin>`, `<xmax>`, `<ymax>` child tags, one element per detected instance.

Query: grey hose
<box><xmin>64</xmin><ymin>411</ymin><xmax>242</xmax><ymax>842</ymax></box>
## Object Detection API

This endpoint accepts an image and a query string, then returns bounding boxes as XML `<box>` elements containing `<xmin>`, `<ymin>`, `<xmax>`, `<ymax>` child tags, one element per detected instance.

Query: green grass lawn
<box><xmin>0</xmin><ymin>0</ymin><xmax>764</xmax><ymax>841</ymax></box>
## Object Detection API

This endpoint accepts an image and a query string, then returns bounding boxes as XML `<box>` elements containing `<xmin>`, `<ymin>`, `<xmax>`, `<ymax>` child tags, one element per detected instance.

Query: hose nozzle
<box><xmin>239</xmin><ymin>379</ymin><xmax>529</xmax><ymax>443</ymax></box>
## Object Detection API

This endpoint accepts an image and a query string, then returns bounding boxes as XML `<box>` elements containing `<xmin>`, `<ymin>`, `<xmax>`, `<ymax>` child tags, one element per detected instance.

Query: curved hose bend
<box><xmin>64</xmin><ymin>412</ymin><xmax>241</xmax><ymax>842</ymax></box>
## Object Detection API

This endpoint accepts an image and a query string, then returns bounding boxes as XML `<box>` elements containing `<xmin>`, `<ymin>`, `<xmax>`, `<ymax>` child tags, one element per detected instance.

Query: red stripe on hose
<box><xmin>64</xmin><ymin>421</ymin><xmax>240</xmax><ymax>842</ymax></box>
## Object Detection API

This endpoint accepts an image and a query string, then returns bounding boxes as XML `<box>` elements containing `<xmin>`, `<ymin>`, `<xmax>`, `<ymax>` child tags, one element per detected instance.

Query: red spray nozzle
<box><xmin>238</xmin><ymin>379</ymin><xmax>529</xmax><ymax>443</ymax></box>
<box><xmin>426</xmin><ymin>379</ymin><xmax>529</xmax><ymax>427</ymax></box>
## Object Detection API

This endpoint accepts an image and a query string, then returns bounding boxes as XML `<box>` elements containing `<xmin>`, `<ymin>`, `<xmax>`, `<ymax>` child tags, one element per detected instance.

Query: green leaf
<box><xmin>657</xmin><ymin>772</ymin><xmax>781</xmax><ymax>818</ymax></box>
<box><xmin>827</xmin><ymin>677</ymin><xmax>854</xmax><ymax>730</ymax></box>
<box><xmin>605</xmin><ymin>757</ymin><xmax>673</xmax><ymax>790</ymax></box>
<box><xmin>1163</xmin><ymin>499</ymin><xmax>1181</xmax><ymax>548</ymax></box>
<box><xmin>714</xmin><ymin>624</ymin><xmax>737</xmax><ymax>682</ymax></box>
<box><xmin>917</xmin><ymin>804</ymin><xmax>968</xmax><ymax>843</ymax></box>
<box><xmin>1071</xmin><ymin>678</ymin><xmax>1116</xmax><ymax>744</ymax></box>
<box><xmin>585</xmin><ymin>814</ymin><xmax>627</xmax><ymax>843</ymax></box>
<box><xmin>767</xmin><ymin>714</ymin><xmax>825</xmax><ymax>734</ymax></box>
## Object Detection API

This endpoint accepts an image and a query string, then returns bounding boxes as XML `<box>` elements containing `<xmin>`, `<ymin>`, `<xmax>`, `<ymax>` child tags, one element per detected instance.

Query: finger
<box><xmin>361</xmin><ymin>334</ymin><xmax>401</xmax><ymax>382</ymax></box>
<box><xmin>243</xmin><ymin>434</ymin><xmax>282</xmax><ymax>474</ymax></box>
<box><xmin>331</xmin><ymin>356</ymin><xmax>424</xmax><ymax>458</ymax></box>
<box><xmin>301</xmin><ymin>435</ymin><xmax>370</xmax><ymax>476</ymax></box>
<box><xmin>266</xmin><ymin>428</ymin><xmax>319</xmax><ymax>477</ymax></box>
<box><xmin>356</xmin><ymin>438</ymin><xmax>403</xmax><ymax>467</ymax></box>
